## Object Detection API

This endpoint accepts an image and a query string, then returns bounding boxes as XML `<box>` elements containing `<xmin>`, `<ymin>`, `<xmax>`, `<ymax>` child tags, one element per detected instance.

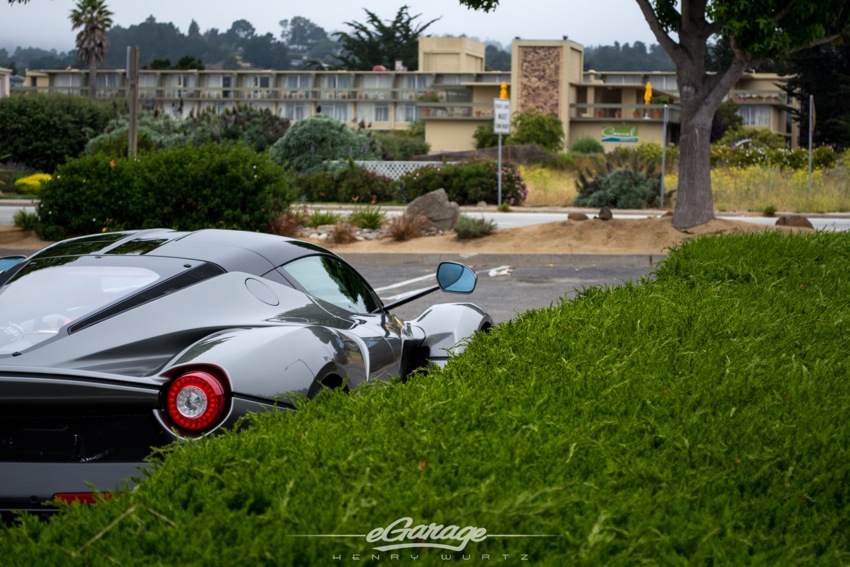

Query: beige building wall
<box><xmin>426</xmin><ymin>120</ymin><xmax>481</xmax><ymax>153</ymax></box>
<box><xmin>418</xmin><ymin>37</ymin><xmax>485</xmax><ymax>73</ymax></box>
<box><xmin>0</xmin><ymin>67</ymin><xmax>10</xmax><ymax>98</ymax></box>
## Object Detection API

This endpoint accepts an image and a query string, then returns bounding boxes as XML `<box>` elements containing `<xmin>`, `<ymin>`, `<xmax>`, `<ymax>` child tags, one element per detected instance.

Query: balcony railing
<box><xmin>571</xmin><ymin>103</ymin><xmax>681</xmax><ymax>122</ymax></box>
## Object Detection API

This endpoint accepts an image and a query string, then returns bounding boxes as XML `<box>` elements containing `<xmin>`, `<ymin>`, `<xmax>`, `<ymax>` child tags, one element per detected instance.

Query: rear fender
<box><xmin>165</xmin><ymin>325</ymin><xmax>367</xmax><ymax>400</ymax></box>
<box><xmin>410</xmin><ymin>303</ymin><xmax>492</xmax><ymax>365</ymax></box>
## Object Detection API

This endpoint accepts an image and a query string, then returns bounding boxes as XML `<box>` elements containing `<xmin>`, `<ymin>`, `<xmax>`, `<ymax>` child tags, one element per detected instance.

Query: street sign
<box><xmin>494</xmin><ymin>99</ymin><xmax>510</xmax><ymax>135</ymax></box>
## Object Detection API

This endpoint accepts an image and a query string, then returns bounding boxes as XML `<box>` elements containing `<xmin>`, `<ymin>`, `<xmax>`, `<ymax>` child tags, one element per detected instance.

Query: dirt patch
<box><xmin>326</xmin><ymin>216</ymin><xmax>810</xmax><ymax>255</ymax></box>
<box><xmin>0</xmin><ymin>216</ymin><xmax>811</xmax><ymax>256</ymax></box>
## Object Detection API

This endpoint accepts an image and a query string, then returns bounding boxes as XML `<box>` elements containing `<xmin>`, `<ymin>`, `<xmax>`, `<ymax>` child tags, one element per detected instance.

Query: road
<box><xmin>352</xmin><ymin>259</ymin><xmax>657</xmax><ymax>324</ymax></box>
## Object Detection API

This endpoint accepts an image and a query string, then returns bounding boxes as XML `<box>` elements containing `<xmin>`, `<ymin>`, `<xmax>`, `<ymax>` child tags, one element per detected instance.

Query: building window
<box><xmin>282</xmin><ymin>102</ymin><xmax>306</xmax><ymax>121</ymax></box>
<box><xmin>322</xmin><ymin>102</ymin><xmax>349</xmax><ymax>121</ymax></box>
<box><xmin>396</xmin><ymin>103</ymin><xmax>417</xmax><ymax>122</ymax></box>
<box><xmin>738</xmin><ymin>105</ymin><xmax>771</xmax><ymax>127</ymax></box>
<box><xmin>375</xmin><ymin>103</ymin><xmax>390</xmax><ymax>122</ymax></box>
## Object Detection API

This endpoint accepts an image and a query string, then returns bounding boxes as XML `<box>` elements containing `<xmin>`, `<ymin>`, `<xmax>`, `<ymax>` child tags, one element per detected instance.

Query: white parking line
<box><xmin>373</xmin><ymin>273</ymin><xmax>435</xmax><ymax>293</ymax></box>
<box><xmin>487</xmin><ymin>265</ymin><xmax>513</xmax><ymax>277</ymax></box>
<box><xmin>380</xmin><ymin>286</ymin><xmax>436</xmax><ymax>301</ymax></box>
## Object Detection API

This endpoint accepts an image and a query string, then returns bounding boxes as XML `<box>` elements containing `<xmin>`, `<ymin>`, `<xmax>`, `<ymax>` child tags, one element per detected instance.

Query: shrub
<box><xmin>570</xmin><ymin>136</ymin><xmax>604</xmax><ymax>154</ymax></box>
<box><xmin>453</xmin><ymin>214</ymin><xmax>497</xmax><ymax>239</ymax></box>
<box><xmin>180</xmin><ymin>105</ymin><xmax>291</xmax><ymax>152</ymax></box>
<box><xmin>509</xmin><ymin>108</ymin><xmax>565</xmax><ymax>152</ymax></box>
<box><xmin>36</xmin><ymin>143</ymin><xmax>296</xmax><ymax>241</ymax></box>
<box><xmin>0</xmin><ymin>93</ymin><xmax>123</xmax><ymax>172</ymax></box>
<box><xmin>334</xmin><ymin>165</ymin><xmax>396</xmax><ymax>204</ymax></box>
<box><xmin>387</xmin><ymin>213</ymin><xmax>429</xmax><ymax>241</ymax></box>
<box><xmin>329</xmin><ymin>222</ymin><xmax>357</xmax><ymax>244</ymax></box>
<box><xmin>308</xmin><ymin>210</ymin><xmax>342</xmax><ymax>227</ymax></box>
<box><xmin>85</xmin><ymin>111</ymin><xmax>182</xmax><ymax>157</ymax></box>
<box><xmin>268</xmin><ymin>116</ymin><xmax>379</xmax><ymax>175</ymax></box>
<box><xmin>399</xmin><ymin>161</ymin><xmax>528</xmax><ymax>206</ymax></box>
<box><xmin>373</xmin><ymin>131</ymin><xmax>430</xmax><ymax>160</ymax></box>
<box><xmin>13</xmin><ymin>209</ymin><xmax>38</xmax><ymax>230</ymax></box>
<box><xmin>574</xmin><ymin>168</ymin><xmax>661</xmax><ymax>209</ymax></box>
<box><xmin>268</xmin><ymin>211</ymin><xmax>305</xmax><ymax>238</ymax></box>
<box><xmin>348</xmin><ymin>204</ymin><xmax>385</xmax><ymax>230</ymax></box>
<box><xmin>13</xmin><ymin>173</ymin><xmax>52</xmax><ymax>194</ymax></box>
<box><xmin>472</xmin><ymin>123</ymin><xmax>503</xmax><ymax>149</ymax></box>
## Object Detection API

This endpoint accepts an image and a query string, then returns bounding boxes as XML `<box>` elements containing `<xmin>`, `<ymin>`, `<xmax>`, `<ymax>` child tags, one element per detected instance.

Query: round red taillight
<box><xmin>165</xmin><ymin>370</ymin><xmax>227</xmax><ymax>432</ymax></box>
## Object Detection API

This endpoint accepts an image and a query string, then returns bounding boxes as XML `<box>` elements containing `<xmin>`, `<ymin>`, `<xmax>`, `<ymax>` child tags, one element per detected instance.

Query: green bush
<box><xmin>294</xmin><ymin>165</ymin><xmax>397</xmax><ymax>203</ymax></box>
<box><xmin>509</xmin><ymin>108</ymin><xmax>565</xmax><ymax>152</ymax></box>
<box><xmin>472</xmin><ymin>122</ymin><xmax>503</xmax><ymax>149</ymax></box>
<box><xmin>86</xmin><ymin>107</ymin><xmax>292</xmax><ymax>158</ymax></box>
<box><xmin>85</xmin><ymin>111</ymin><xmax>182</xmax><ymax>157</ymax></box>
<box><xmin>710</xmin><ymin>144</ymin><xmax>837</xmax><ymax>170</ymax></box>
<box><xmin>570</xmin><ymin>136</ymin><xmax>604</xmax><ymax>154</ymax></box>
<box><xmin>574</xmin><ymin>149</ymin><xmax>668</xmax><ymax>208</ymax></box>
<box><xmin>348</xmin><ymin>205</ymin><xmax>386</xmax><ymax>230</ymax></box>
<box><xmin>3</xmin><ymin>231</ymin><xmax>850</xmax><ymax>564</ymax></box>
<box><xmin>307</xmin><ymin>210</ymin><xmax>342</xmax><ymax>227</ymax></box>
<box><xmin>36</xmin><ymin>143</ymin><xmax>296</xmax><ymax>240</ymax></box>
<box><xmin>399</xmin><ymin>161</ymin><xmax>529</xmax><ymax>206</ymax></box>
<box><xmin>268</xmin><ymin>116</ymin><xmax>379</xmax><ymax>175</ymax></box>
<box><xmin>180</xmin><ymin>105</ymin><xmax>291</xmax><ymax>152</ymax></box>
<box><xmin>0</xmin><ymin>93</ymin><xmax>123</xmax><ymax>172</ymax></box>
<box><xmin>373</xmin><ymin>131</ymin><xmax>430</xmax><ymax>160</ymax></box>
<box><xmin>574</xmin><ymin>168</ymin><xmax>661</xmax><ymax>208</ymax></box>
<box><xmin>453</xmin><ymin>214</ymin><xmax>497</xmax><ymax>239</ymax></box>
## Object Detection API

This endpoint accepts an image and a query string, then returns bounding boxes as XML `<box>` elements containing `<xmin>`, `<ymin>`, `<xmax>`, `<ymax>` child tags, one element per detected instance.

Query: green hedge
<box><xmin>2</xmin><ymin>230</ymin><xmax>848</xmax><ymax>564</ymax></box>
<box><xmin>0</xmin><ymin>93</ymin><xmax>123</xmax><ymax>172</ymax></box>
<box><xmin>399</xmin><ymin>161</ymin><xmax>529</xmax><ymax>206</ymax></box>
<box><xmin>36</xmin><ymin>143</ymin><xmax>296</xmax><ymax>240</ymax></box>
<box><xmin>294</xmin><ymin>163</ymin><xmax>397</xmax><ymax>203</ymax></box>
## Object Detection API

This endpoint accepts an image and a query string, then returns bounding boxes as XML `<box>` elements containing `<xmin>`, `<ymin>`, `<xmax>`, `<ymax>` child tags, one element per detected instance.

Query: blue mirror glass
<box><xmin>0</xmin><ymin>256</ymin><xmax>25</xmax><ymax>274</ymax></box>
<box><xmin>436</xmin><ymin>262</ymin><xmax>476</xmax><ymax>294</ymax></box>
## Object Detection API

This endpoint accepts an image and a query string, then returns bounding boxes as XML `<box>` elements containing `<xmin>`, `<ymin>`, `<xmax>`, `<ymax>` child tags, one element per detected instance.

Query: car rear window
<box><xmin>0</xmin><ymin>262</ymin><xmax>159</xmax><ymax>354</ymax></box>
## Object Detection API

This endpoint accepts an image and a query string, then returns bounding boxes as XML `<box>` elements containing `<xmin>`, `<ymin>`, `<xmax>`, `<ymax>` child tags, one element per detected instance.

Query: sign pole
<box><xmin>493</xmin><ymin>82</ymin><xmax>510</xmax><ymax>208</ymax></box>
<box><xmin>497</xmin><ymin>133</ymin><xmax>503</xmax><ymax>206</ymax></box>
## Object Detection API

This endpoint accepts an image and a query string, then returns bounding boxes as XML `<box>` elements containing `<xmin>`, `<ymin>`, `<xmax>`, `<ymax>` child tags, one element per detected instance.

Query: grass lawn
<box><xmin>1</xmin><ymin>230</ymin><xmax>849</xmax><ymax>565</ymax></box>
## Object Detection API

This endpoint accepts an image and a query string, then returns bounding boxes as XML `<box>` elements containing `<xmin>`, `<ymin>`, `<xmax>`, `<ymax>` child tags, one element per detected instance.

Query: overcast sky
<box><xmin>1</xmin><ymin>0</ymin><xmax>659</xmax><ymax>53</ymax></box>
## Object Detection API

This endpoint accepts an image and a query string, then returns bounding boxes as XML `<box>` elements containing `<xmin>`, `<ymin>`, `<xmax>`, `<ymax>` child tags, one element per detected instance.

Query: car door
<box><xmin>276</xmin><ymin>255</ymin><xmax>403</xmax><ymax>382</ymax></box>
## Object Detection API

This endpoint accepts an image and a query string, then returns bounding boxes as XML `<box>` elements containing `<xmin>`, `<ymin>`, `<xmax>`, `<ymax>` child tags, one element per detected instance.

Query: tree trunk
<box><xmin>673</xmin><ymin>110</ymin><xmax>715</xmax><ymax>228</ymax></box>
<box><xmin>88</xmin><ymin>62</ymin><xmax>97</xmax><ymax>99</ymax></box>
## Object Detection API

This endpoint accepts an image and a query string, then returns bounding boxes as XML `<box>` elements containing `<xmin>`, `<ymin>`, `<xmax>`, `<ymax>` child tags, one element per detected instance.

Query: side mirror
<box><xmin>436</xmin><ymin>262</ymin><xmax>477</xmax><ymax>294</ymax></box>
<box><xmin>0</xmin><ymin>256</ymin><xmax>25</xmax><ymax>274</ymax></box>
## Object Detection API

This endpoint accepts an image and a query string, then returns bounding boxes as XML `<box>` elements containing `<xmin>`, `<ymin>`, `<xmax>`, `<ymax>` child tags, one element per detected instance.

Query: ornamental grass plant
<box><xmin>2</xmin><ymin>231</ymin><xmax>849</xmax><ymax>564</ymax></box>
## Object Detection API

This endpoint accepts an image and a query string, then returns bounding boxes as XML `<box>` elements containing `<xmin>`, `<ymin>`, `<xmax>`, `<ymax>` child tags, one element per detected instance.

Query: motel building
<box><xmin>13</xmin><ymin>37</ymin><xmax>799</xmax><ymax>152</ymax></box>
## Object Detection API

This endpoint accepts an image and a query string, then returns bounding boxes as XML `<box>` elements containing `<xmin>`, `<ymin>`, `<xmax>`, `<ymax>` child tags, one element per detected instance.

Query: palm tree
<box><xmin>69</xmin><ymin>0</ymin><xmax>113</xmax><ymax>98</ymax></box>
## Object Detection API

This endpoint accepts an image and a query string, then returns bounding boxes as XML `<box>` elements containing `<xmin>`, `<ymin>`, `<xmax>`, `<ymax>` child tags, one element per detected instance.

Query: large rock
<box><xmin>775</xmin><ymin>215</ymin><xmax>814</xmax><ymax>229</ymax></box>
<box><xmin>405</xmin><ymin>189</ymin><xmax>460</xmax><ymax>231</ymax></box>
<box><xmin>567</xmin><ymin>212</ymin><xmax>589</xmax><ymax>221</ymax></box>
<box><xmin>598</xmin><ymin>206</ymin><xmax>613</xmax><ymax>221</ymax></box>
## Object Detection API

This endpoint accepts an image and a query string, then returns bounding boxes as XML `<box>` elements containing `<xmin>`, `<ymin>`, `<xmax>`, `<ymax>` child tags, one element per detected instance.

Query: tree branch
<box><xmin>633</xmin><ymin>0</ymin><xmax>680</xmax><ymax>57</ymax></box>
<box><xmin>774</xmin><ymin>0</ymin><xmax>800</xmax><ymax>26</ymax></box>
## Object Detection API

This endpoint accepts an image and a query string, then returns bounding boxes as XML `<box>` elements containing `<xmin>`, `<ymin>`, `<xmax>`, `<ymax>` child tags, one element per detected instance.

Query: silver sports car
<box><xmin>0</xmin><ymin>229</ymin><xmax>491</xmax><ymax>513</ymax></box>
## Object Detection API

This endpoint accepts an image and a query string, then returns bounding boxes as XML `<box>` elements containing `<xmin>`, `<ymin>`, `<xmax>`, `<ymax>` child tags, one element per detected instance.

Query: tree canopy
<box><xmin>460</xmin><ymin>0</ymin><xmax>850</xmax><ymax>228</ymax></box>
<box><xmin>330</xmin><ymin>5</ymin><xmax>439</xmax><ymax>71</ymax></box>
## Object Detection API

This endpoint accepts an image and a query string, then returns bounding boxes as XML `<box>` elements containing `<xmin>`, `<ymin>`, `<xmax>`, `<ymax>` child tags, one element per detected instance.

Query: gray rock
<box><xmin>598</xmin><ymin>206</ymin><xmax>613</xmax><ymax>221</ymax></box>
<box><xmin>567</xmin><ymin>212</ymin><xmax>589</xmax><ymax>221</ymax></box>
<box><xmin>406</xmin><ymin>189</ymin><xmax>460</xmax><ymax>231</ymax></box>
<box><xmin>775</xmin><ymin>215</ymin><xmax>814</xmax><ymax>229</ymax></box>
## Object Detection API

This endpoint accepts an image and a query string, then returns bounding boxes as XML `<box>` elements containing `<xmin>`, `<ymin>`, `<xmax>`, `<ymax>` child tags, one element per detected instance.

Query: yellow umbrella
<box><xmin>644</xmin><ymin>81</ymin><xmax>653</xmax><ymax>105</ymax></box>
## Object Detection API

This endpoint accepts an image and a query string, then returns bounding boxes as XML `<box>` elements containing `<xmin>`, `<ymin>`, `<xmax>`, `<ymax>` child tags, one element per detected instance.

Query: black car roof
<box><xmin>27</xmin><ymin>229</ymin><xmax>334</xmax><ymax>275</ymax></box>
